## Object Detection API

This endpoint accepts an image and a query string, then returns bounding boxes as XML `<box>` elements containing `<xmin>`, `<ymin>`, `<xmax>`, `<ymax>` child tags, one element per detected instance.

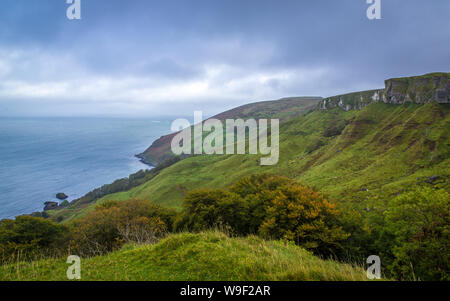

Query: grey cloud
<box><xmin>0</xmin><ymin>0</ymin><xmax>449</xmax><ymax>116</ymax></box>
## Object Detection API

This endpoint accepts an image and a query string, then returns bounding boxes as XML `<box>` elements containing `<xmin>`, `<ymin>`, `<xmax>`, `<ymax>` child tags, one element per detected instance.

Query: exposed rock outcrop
<box><xmin>56</xmin><ymin>193</ymin><xmax>68</xmax><ymax>200</ymax></box>
<box><xmin>43</xmin><ymin>201</ymin><xmax>59</xmax><ymax>211</ymax></box>
<box><xmin>318</xmin><ymin>73</ymin><xmax>449</xmax><ymax>111</ymax></box>
<box><xmin>319</xmin><ymin>89</ymin><xmax>384</xmax><ymax>111</ymax></box>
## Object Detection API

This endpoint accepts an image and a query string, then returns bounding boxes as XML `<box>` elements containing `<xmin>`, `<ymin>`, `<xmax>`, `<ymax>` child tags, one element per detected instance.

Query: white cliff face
<box><xmin>372</xmin><ymin>91</ymin><xmax>380</xmax><ymax>102</ymax></box>
<box><xmin>318</xmin><ymin>73</ymin><xmax>449</xmax><ymax>111</ymax></box>
<box><xmin>318</xmin><ymin>89</ymin><xmax>384</xmax><ymax>111</ymax></box>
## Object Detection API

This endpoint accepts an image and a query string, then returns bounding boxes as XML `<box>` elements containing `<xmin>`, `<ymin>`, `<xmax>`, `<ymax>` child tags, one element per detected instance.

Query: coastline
<box><xmin>0</xmin><ymin>117</ymin><xmax>171</xmax><ymax>221</ymax></box>
<box><xmin>135</xmin><ymin>153</ymin><xmax>155</xmax><ymax>167</ymax></box>
<box><xmin>17</xmin><ymin>153</ymin><xmax>157</xmax><ymax>220</ymax></box>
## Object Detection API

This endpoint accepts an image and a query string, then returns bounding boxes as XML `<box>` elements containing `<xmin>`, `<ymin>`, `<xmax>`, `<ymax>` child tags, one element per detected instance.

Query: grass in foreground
<box><xmin>0</xmin><ymin>231</ymin><xmax>369</xmax><ymax>281</ymax></box>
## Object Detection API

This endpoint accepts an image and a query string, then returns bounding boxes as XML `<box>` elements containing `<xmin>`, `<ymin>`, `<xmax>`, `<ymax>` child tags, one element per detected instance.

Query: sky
<box><xmin>0</xmin><ymin>0</ymin><xmax>449</xmax><ymax>117</ymax></box>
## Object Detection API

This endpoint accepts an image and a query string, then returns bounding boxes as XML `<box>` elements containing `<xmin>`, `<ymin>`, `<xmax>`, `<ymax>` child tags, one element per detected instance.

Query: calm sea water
<box><xmin>0</xmin><ymin>117</ymin><xmax>173</xmax><ymax>219</ymax></box>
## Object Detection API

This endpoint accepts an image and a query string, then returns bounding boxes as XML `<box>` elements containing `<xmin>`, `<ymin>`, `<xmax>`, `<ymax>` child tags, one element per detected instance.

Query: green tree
<box><xmin>384</xmin><ymin>187</ymin><xmax>449</xmax><ymax>280</ymax></box>
<box><xmin>70</xmin><ymin>199</ymin><xmax>175</xmax><ymax>256</ymax></box>
<box><xmin>258</xmin><ymin>184</ymin><xmax>349</xmax><ymax>255</ymax></box>
<box><xmin>230</xmin><ymin>174</ymin><xmax>294</xmax><ymax>233</ymax></box>
<box><xmin>178</xmin><ymin>174</ymin><xmax>349</xmax><ymax>256</ymax></box>
<box><xmin>177</xmin><ymin>189</ymin><xmax>249</xmax><ymax>234</ymax></box>
<box><xmin>0</xmin><ymin>216</ymin><xmax>68</xmax><ymax>262</ymax></box>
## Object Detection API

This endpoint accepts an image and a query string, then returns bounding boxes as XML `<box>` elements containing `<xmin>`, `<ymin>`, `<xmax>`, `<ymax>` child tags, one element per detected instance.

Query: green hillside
<box><xmin>34</xmin><ymin>73</ymin><xmax>449</xmax><ymax>281</ymax></box>
<box><xmin>3</xmin><ymin>74</ymin><xmax>449</xmax><ymax>282</ymax></box>
<box><xmin>138</xmin><ymin>96</ymin><xmax>320</xmax><ymax>165</ymax></box>
<box><xmin>0</xmin><ymin>231</ymin><xmax>368</xmax><ymax>281</ymax></box>
<box><xmin>52</xmin><ymin>101</ymin><xmax>449</xmax><ymax>222</ymax></box>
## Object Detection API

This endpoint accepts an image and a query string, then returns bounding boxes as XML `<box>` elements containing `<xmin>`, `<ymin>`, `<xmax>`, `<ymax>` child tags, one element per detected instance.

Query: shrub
<box><xmin>117</xmin><ymin>216</ymin><xmax>168</xmax><ymax>244</ymax></box>
<box><xmin>69</xmin><ymin>199</ymin><xmax>175</xmax><ymax>256</ymax></box>
<box><xmin>176</xmin><ymin>189</ymin><xmax>249</xmax><ymax>234</ymax></box>
<box><xmin>258</xmin><ymin>183</ymin><xmax>349</xmax><ymax>255</ymax></box>
<box><xmin>177</xmin><ymin>174</ymin><xmax>349</xmax><ymax>256</ymax></box>
<box><xmin>383</xmin><ymin>187</ymin><xmax>449</xmax><ymax>280</ymax></box>
<box><xmin>0</xmin><ymin>216</ymin><xmax>69</xmax><ymax>262</ymax></box>
<box><xmin>230</xmin><ymin>174</ymin><xmax>294</xmax><ymax>233</ymax></box>
<box><xmin>60</xmin><ymin>200</ymin><xmax>70</xmax><ymax>207</ymax></box>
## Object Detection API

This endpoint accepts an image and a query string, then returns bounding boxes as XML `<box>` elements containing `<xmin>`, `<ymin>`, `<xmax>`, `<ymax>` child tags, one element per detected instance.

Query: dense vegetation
<box><xmin>0</xmin><ymin>216</ymin><xmax>69</xmax><ymax>262</ymax></box>
<box><xmin>175</xmin><ymin>175</ymin><xmax>349</xmax><ymax>257</ymax></box>
<box><xmin>1</xmin><ymin>176</ymin><xmax>348</xmax><ymax>260</ymax></box>
<box><xmin>0</xmin><ymin>200</ymin><xmax>175</xmax><ymax>263</ymax></box>
<box><xmin>0</xmin><ymin>177</ymin><xmax>369</xmax><ymax>280</ymax></box>
<box><xmin>1</xmin><ymin>174</ymin><xmax>448</xmax><ymax>280</ymax></box>
<box><xmin>368</xmin><ymin>187</ymin><xmax>449</xmax><ymax>280</ymax></box>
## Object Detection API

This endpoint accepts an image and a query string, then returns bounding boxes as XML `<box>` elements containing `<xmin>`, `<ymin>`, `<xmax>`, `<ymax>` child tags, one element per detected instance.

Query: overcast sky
<box><xmin>0</xmin><ymin>0</ymin><xmax>449</xmax><ymax>117</ymax></box>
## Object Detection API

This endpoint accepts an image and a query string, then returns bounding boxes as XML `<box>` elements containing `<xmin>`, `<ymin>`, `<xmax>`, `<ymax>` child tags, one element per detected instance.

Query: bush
<box><xmin>69</xmin><ymin>199</ymin><xmax>175</xmax><ymax>256</ymax></box>
<box><xmin>0</xmin><ymin>216</ymin><xmax>69</xmax><ymax>262</ymax></box>
<box><xmin>383</xmin><ymin>187</ymin><xmax>449</xmax><ymax>280</ymax></box>
<box><xmin>117</xmin><ymin>216</ymin><xmax>168</xmax><ymax>245</ymax></box>
<box><xmin>175</xmin><ymin>189</ymin><xmax>249</xmax><ymax>234</ymax></box>
<box><xmin>230</xmin><ymin>174</ymin><xmax>294</xmax><ymax>233</ymax></box>
<box><xmin>258</xmin><ymin>184</ymin><xmax>349</xmax><ymax>255</ymax></box>
<box><xmin>176</xmin><ymin>174</ymin><xmax>349</xmax><ymax>256</ymax></box>
<box><xmin>60</xmin><ymin>200</ymin><xmax>70</xmax><ymax>207</ymax></box>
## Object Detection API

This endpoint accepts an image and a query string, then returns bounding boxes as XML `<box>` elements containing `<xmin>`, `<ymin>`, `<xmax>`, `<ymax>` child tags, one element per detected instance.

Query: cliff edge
<box><xmin>318</xmin><ymin>72</ymin><xmax>449</xmax><ymax>111</ymax></box>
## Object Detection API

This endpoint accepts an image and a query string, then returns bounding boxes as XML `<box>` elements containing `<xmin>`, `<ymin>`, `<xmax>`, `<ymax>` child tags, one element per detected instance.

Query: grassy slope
<box><xmin>49</xmin><ymin>97</ymin><xmax>320</xmax><ymax>222</ymax></box>
<box><xmin>0</xmin><ymin>231</ymin><xmax>368</xmax><ymax>281</ymax></box>
<box><xmin>55</xmin><ymin>102</ymin><xmax>449</xmax><ymax>222</ymax></box>
<box><xmin>140</xmin><ymin>97</ymin><xmax>321</xmax><ymax>165</ymax></box>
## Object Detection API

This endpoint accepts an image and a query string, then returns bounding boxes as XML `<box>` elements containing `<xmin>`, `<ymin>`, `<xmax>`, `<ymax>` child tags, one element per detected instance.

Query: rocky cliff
<box><xmin>141</xmin><ymin>73</ymin><xmax>449</xmax><ymax>165</ymax></box>
<box><xmin>318</xmin><ymin>73</ymin><xmax>449</xmax><ymax>111</ymax></box>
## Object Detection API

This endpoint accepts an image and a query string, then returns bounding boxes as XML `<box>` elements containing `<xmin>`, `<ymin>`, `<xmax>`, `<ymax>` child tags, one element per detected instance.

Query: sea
<box><xmin>0</xmin><ymin>117</ymin><xmax>174</xmax><ymax>219</ymax></box>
